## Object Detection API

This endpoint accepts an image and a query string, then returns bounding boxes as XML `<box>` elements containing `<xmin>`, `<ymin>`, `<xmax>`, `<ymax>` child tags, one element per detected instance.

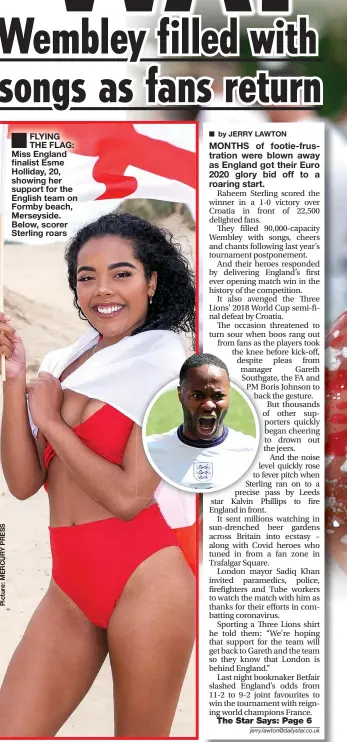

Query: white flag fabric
<box><xmin>9</xmin><ymin>122</ymin><xmax>196</xmax><ymax>218</ymax></box>
<box><xmin>35</xmin><ymin>328</ymin><xmax>185</xmax><ymax>426</ymax></box>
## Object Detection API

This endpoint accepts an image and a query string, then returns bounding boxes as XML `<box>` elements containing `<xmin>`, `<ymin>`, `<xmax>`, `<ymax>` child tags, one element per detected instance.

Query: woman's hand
<box><xmin>0</xmin><ymin>313</ymin><xmax>26</xmax><ymax>381</ymax></box>
<box><xmin>26</xmin><ymin>372</ymin><xmax>63</xmax><ymax>434</ymax></box>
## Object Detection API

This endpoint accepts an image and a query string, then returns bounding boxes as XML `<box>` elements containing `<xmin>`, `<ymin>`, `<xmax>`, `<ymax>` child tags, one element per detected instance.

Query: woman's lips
<box><xmin>92</xmin><ymin>304</ymin><xmax>124</xmax><ymax>319</ymax></box>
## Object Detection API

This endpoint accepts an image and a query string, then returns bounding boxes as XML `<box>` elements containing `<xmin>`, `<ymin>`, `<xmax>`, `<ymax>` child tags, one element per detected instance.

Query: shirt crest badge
<box><xmin>193</xmin><ymin>462</ymin><xmax>213</xmax><ymax>481</ymax></box>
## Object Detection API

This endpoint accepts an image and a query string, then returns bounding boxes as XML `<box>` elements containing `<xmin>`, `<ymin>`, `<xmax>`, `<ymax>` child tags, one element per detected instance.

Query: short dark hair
<box><xmin>179</xmin><ymin>353</ymin><xmax>230</xmax><ymax>384</ymax></box>
<box><xmin>65</xmin><ymin>212</ymin><xmax>195</xmax><ymax>337</ymax></box>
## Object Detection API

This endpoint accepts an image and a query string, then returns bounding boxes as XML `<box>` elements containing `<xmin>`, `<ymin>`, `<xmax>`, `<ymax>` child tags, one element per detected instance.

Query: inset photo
<box><xmin>143</xmin><ymin>353</ymin><xmax>260</xmax><ymax>492</ymax></box>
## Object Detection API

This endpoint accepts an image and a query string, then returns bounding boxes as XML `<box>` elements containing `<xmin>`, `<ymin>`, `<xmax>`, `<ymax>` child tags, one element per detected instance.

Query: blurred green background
<box><xmin>238</xmin><ymin>30</ymin><xmax>347</xmax><ymax>119</ymax></box>
<box><xmin>146</xmin><ymin>386</ymin><xmax>257</xmax><ymax>437</ymax></box>
<box><xmin>138</xmin><ymin>3</ymin><xmax>347</xmax><ymax>121</ymax></box>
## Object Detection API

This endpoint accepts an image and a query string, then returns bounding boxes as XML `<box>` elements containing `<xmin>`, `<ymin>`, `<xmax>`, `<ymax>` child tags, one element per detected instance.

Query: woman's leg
<box><xmin>0</xmin><ymin>580</ymin><xmax>108</xmax><ymax>737</ymax></box>
<box><xmin>107</xmin><ymin>546</ymin><xmax>196</xmax><ymax>738</ymax></box>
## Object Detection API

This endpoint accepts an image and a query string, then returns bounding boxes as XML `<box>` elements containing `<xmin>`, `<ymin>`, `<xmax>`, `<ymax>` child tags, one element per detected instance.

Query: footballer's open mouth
<box><xmin>196</xmin><ymin>415</ymin><xmax>218</xmax><ymax>439</ymax></box>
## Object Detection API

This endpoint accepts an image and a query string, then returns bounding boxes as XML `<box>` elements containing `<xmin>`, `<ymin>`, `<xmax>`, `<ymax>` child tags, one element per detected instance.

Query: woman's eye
<box><xmin>77</xmin><ymin>275</ymin><xmax>93</xmax><ymax>282</ymax></box>
<box><xmin>114</xmin><ymin>271</ymin><xmax>132</xmax><ymax>279</ymax></box>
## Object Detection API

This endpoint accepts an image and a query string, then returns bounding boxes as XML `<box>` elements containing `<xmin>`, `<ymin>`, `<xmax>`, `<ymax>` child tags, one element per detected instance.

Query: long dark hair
<box><xmin>65</xmin><ymin>212</ymin><xmax>195</xmax><ymax>337</ymax></box>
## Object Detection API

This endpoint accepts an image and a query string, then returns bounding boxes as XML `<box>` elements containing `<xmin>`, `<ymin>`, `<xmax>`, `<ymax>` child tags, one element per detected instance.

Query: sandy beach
<box><xmin>0</xmin><ymin>217</ymin><xmax>196</xmax><ymax>738</ymax></box>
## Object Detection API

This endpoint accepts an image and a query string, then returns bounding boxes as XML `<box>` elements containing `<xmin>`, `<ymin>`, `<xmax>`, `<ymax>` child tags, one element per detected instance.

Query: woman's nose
<box><xmin>95</xmin><ymin>284</ymin><xmax>113</xmax><ymax>296</ymax></box>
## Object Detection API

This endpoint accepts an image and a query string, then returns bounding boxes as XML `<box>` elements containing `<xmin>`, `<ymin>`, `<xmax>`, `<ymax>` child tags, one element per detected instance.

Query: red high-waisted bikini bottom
<box><xmin>49</xmin><ymin>504</ymin><xmax>178</xmax><ymax>629</ymax></box>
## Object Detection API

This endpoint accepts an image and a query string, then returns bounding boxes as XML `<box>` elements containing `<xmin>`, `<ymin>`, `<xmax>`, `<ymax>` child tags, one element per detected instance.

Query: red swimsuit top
<box><xmin>43</xmin><ymin>404</ymin><xmax>134</xmax><ymax>473</ymax></box>
<box><xmin>43</xmin><ymin>401</ymin><xmax>196</xmax><ymax>574</ymax></box>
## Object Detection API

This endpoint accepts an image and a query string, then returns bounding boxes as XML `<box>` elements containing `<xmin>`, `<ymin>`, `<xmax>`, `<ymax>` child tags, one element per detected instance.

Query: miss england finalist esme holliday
<box><xmin>0</xmin><ymin>213</ymin><xmax>196</xmax><ymax>738</ymax></box>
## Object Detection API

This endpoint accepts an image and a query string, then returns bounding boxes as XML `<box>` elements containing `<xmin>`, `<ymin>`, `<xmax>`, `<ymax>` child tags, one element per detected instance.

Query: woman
<box><xmin>0</xmin><ymin>213</ymin><xmax>196</xmax><ymax>738</ymax></box>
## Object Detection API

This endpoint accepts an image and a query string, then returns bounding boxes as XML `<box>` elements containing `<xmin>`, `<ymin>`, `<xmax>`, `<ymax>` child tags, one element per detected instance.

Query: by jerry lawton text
<box><xmin>0</xmin><ymin>524</ymin><xmax>5</xmax><ymax>606</ymax></box>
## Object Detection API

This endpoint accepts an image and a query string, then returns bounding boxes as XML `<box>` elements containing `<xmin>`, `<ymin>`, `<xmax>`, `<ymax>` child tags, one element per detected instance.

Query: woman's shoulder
<box><xmin>132</xmin><ymin>330</ymin><xmax>187</xmax><ymax>369</ymax></box>
<box><xmin>39</xmin><ymin>347</ymin><xmax>68</xmax><ymax>374</ymax></box>
<box><xmin>143</xmin><ymin>329</ymin><xmax>185</xmax><ymax>351</ymax></box>
<box><xmin>39</xmin><ymin>329</ymin><xmax>98</xmax><ymax>374</ymax></box>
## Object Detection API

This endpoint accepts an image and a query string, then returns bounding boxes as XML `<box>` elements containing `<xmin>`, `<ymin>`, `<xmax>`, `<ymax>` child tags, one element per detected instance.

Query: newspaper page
<box><xmin>0</xmin><ymin>1</ymin><xmax>345</xmax><ymax>741</ymax></box>
<box><xmin>201</xmin><ymin>122</ymin><xmax>324</xmax><ymax>738</ymax></box>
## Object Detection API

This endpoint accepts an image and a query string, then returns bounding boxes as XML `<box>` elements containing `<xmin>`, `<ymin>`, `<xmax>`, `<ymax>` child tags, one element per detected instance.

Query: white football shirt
<box><xmin>146</xmin><ymin>425</ymin><xmax>257</xmax><ymax>492</ymax></box>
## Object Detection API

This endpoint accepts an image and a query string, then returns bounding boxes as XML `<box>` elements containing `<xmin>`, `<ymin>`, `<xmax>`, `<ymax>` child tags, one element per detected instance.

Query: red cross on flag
<box><xmin>8</xmin><ymin>122</ymin><xmax>196</xmax><ymax>217</ymax></box>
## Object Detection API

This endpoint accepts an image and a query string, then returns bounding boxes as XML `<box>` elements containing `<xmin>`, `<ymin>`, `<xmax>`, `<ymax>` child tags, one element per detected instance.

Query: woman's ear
<box><xmin>149</xmin><ymin>272</ymin><xmax>158</xmax><ymax>297</ymax></box>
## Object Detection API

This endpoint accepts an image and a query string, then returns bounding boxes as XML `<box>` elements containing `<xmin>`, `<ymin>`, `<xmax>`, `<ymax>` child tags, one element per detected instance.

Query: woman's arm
<box><xmin>28</xmin><ymin>372</ymin><xmax>160</xmax><ymax>520</ymax></box>
<box><xmin>1</xmin><ymin>376</ymin><xmax>46</xmax><ymax>500</ymax></box>
<box><xmin>0</xmin><ymin>319</ymin><xmax>46</xmax><ymax>500</ymax></box>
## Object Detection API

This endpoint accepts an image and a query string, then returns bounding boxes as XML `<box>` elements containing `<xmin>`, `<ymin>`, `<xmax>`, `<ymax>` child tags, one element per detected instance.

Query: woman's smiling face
<box><xmin>76</xmin><ymin>235</ymin><xmax>157</xmax><ymax>342</ymax></box>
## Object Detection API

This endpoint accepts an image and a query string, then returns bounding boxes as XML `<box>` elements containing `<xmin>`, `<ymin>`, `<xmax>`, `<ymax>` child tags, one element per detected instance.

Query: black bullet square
<box><xmin>11</xmin><ymin>133</ymin><xmax>27</xmax><ymax>148</ymax></box>
<box><xmin>209</xmin><ymin>131</ymin><xmax>215</xmax><ymax>137</ymax></box>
